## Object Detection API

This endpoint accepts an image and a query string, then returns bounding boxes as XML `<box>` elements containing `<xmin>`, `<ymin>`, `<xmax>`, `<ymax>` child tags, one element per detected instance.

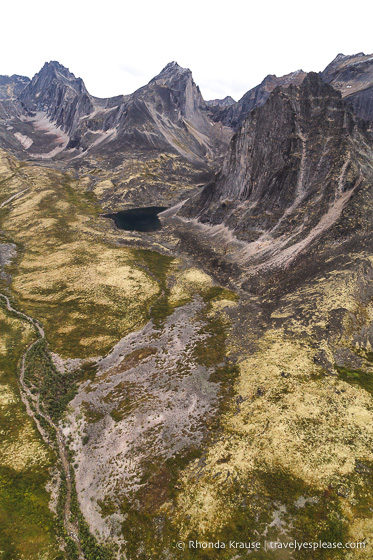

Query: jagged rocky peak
<box><xmin>321</xmin><ymin>52</ymin><xmax>373</xmax><ymax>122</ymax></box>
<box><xmin>151</xmin><ymin>61</ymin><xmax>191</xmax><ymax>81</ymax></box>
<box><xmin>149</xmin><ymin>61</ymin><xmax>195</xmax><ymax>93</ymax></box>
<box><xmin>23</xmin><ymin>61</ymin><xmax>88</xmax><ymax>97</ymax></box>
<box><xmin>145</xmin><ymin>60</ymin><xmax>206</xmax><ymax>119</ymax></box>
<box><xmin>181</xmin><ymin>72</ymin><xmax>367</xmax><ymax>261</ymax></box>
<box><xmin>19</xmin><ymin>61</ymin><xmax>94</xmax><ymax>133</ymax></box>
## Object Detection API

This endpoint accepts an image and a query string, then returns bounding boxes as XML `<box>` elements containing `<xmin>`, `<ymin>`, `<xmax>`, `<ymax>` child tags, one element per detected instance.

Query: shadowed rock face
<box><xmin>180</xmin><ymin>73</ymin><xmax>373</xmax><ymax>267</ymax></box>
<box><xmin>321</xmin><ymin>52</ymin><xmax>373</xmax><ymax>122</ymax></box>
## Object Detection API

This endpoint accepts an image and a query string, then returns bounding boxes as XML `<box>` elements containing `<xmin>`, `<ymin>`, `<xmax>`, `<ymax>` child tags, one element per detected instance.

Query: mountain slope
<box><xmin>19</xmin><ymin>61</ymin><xmax>94</xmax><ymax>134</ymax></box>
<box><xmin>74</xmin><ymin>61</ymin><xmax>231</xmax><ymax>164</ymax></box>
<box><xmin>0</xmin><ymin>61</ymin><xmax>231</xmax><ymax>167</ymax></box>
<box><xmin>2</xmin><ymin>61</ymin><xmax>373</xmax><ymax>560</ymax></box>
<box><xmin>179</xmin><ymin>73</ymin><xmax>373</xmax><ymax>271</ymax></box>
<box><xmin>0</xmin><ymin>74</ymin><xmax>30</xmax><ymax>100</ymax></box>
<box><xmin>321</xmin><ymin>52</ymin><xmax>373</xmax><ymax>122</ymax></box>
<box><xmin>0</xmin><ymin>61</ymin><xmax>233</xmax><ymax>208</ymax></box>
<box><xmin>208</xmin><ymin>69</ymin><xmax>307</xmax><ymax>131</ymax></box>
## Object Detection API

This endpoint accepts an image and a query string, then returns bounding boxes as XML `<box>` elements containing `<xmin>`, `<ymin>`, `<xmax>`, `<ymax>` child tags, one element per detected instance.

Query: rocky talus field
<box><xmin>1</xmin><ymin>54</ymin><xmax>373</xmax><ymax>560</ymax></box>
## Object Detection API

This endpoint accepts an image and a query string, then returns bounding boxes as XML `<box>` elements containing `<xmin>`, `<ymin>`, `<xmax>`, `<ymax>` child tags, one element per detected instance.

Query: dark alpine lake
<box><xmin>104</xmin><ymin>206</ymin><xmax>168</xmax><ymax>232</ymax></box>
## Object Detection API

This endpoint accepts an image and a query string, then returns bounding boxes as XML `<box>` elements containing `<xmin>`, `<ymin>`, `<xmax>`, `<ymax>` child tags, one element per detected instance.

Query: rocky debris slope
<box><xmin>321</xmin><ymin>52</ymin><xmax>373</xmax><ymax>122</ymax></box>
<box><xmin>63</xmin><ymin>298</ymin><xmax>221</xmax><ymax>543</ymax></box>
<box><xmin>179</xmin><ymin>73</ymin><xmax>373</xmax><ymax>271</ymax></box>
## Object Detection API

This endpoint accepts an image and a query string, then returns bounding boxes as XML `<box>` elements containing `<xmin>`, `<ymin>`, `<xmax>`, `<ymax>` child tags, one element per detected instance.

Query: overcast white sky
<box><xmin>2</xmin><ymin>0</ymin><xmax>372</xmax><ymax>101</ymax></box>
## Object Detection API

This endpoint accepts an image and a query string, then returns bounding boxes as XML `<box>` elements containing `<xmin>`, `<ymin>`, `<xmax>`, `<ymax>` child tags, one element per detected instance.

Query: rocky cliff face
<box><xmin>321</xmin><ymin>52</ymin><xmax>373</xmax><ymax>122</ymax></box>
<box><xmin>80</xmin><ymin>61</ymin><xmax>231</xmax><ymax>165</ymax></box>
<box><xmin>0</xmin><ymin>61</ymin><xmax>231</xmax><ymax>172</ymax></box>
<box><xmin>208</xmin><ymin>70</ymin><xmax>307</xmax><ymax>131</ymax></box>
<box><xmin>180</xmin><ymin>73</ymin><xmax>373</xmax><ymax>269</ymax></box>
<box><xmin>19</xmin><ymin>61</ymin><xmax>94</xmax><ymax>134</ymax></box>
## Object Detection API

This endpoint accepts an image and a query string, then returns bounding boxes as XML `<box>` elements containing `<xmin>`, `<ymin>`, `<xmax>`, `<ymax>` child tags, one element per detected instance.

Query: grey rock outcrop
<box><xmin>180</xmin><ymin>73</ymin><xmax>373</xmax><ymax>267</ymax></box>
<box><xmin>19</xmin><ymin>61</ymin><xmax>94</xmax><ymax>134</ymax></box>
<box><xmin>206</xmin><ymin>96</ymin><xmax>236</xmax><ymax>108</ymax></box>
<box><xmin>321</xmin><ymin>52</ymin><xmax>373</xmax><ymax>122</ymax></box>
<box><xmin>208</xmin><ymin>70</ymin><xmax>307</xmax><ymax>131</ymax></box>
<box><xmin>0</xmin><ymin>75</ymin><xmax>30</xmax><ymax>100</ymax></box>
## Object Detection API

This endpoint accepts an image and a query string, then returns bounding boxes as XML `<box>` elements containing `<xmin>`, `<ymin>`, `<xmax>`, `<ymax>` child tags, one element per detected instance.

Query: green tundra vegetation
<box><xmin>0</xmin><ymin>302</ymin><xmax>62</xmax><ymax>560</ymax></box>
<box><xmin>0</xmin><ymin>149</ymin><xmax>243</xmax><ymax>559</ymax></box>
<box><xmin>24</xmin><ymin>339</ymin><xmax>78</xmax><ymax>421</ymax></box>
<box><xmin>0</xmin><ymin>151</ymin><xmax>171</xmax><ymax>359</ymax></box>
<box><xmin>1</xmin><ymin>140</ymin><xmax>373</xmax><ymax>560</ymax></box>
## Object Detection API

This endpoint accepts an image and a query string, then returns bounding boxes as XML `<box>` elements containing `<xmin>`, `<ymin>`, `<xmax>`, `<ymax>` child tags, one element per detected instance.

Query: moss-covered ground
<box><xmin>1</xmin><ymin>146</ymin><xmax>373</xmax><ymax>559</ymax></box>
<box><xmin>0</xmin><ymin>150</ymin><xmax>174</xmax><ymax>358</ymax></box>
<box><xmin>0</xmin><ymin>302</ymin><xmax>62</xmax><ymax>560</ymax></box>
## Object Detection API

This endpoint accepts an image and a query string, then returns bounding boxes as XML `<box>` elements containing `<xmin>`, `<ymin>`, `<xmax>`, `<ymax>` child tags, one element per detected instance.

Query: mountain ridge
<box><xmin>2</xmin><ymin>54</ymin><xmax>373</xmax><ymax>166</ymax></box>
<box><xmin>0</xmin><ymin>59</ymin><xmax>231</xmax><ymax>170</ymax></box>
<box><xmin>1</xmin><ymin>54</ymin><xmax>373</xmax><ymax>210</ymax></box>
<box><xmin>321</xmin><ymin>51</ymin><xmax>373</xmax><ymax>122</ymax></box>
<box><xmin>177</xmin><ymin>72</ymin><xmax>373</xmax><ymax>273</ymax></box>
<box><xmin>2</xmin><ymin>55</ymin><xmax>373</xmax><ymax>560</ymax></box>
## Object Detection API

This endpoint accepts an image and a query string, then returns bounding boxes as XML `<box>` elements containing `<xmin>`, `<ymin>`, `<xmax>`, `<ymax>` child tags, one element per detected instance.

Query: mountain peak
<box><xmin>22</xmin><ymin>61</ymin><xmax>88</xmax><ymax>100</ymax></box>
<box><xmin>181</xmin><ymin>69</ymin><xmax>359</xmax><ymax>252</ymax></box>
<box><xmin>164</xmin><ymin>61</ymin><xmax>182</xmax><ymax>70</ymax></box>
<box><xmin>151</xmin><ymin>61</ymin><xmax>192</xmax><ymax>84</ymax></box>
<box><xmin>37</xmin><ymin>61</ymin><xmax>85</xmax><ymax>88</ymax></box>
<box><xmin>206</xmin><ymin>96</ymin><xmax>236</xmax><ymax>108</ymax></box>
<box><xmin>301</xmin><ymin>70</ymin><xmax>339</xmax><ymax>95</ymax></box>
<box><xmin>43</xmin><ymin>60</ymin><xmax>70</xmax><ymax>73</ymax></box>
<box><xmin>321</xmin><ymin>52</ymin><xmax>373</xmax><ymax>121</ymax></box>
<box><xmin>19</xmin><ymin>61</ymin><xmax>92</xmax><ymax>133</ymax></box>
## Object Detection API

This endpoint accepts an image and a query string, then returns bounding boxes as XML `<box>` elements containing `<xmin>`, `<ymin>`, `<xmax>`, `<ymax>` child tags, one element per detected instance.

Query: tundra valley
<box><xmin>1</xmin><ymin>53</ymin><xmax>373</xmax><ymax>560</ymax></box>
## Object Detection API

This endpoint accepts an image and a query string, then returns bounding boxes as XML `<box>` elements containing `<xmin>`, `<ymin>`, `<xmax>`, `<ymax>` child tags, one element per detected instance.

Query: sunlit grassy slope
<box><xmin>2</xmin><ymin>146</ymin><xmax>373</xmax><ymax>559</ymax></box>
<box><xmin>0</xmin><ymin>149</ymin><xmax>168</xmax><ymax>358</ymax></box>
<box><xmin>170</xmin><ymin>261</ymin><xmax>373</xmax><ymax>560</ymax></box>
<box><xmin>0</xmin><ymin>302</ymin><xmax>62</xmax><ymax>560</ymax></box>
